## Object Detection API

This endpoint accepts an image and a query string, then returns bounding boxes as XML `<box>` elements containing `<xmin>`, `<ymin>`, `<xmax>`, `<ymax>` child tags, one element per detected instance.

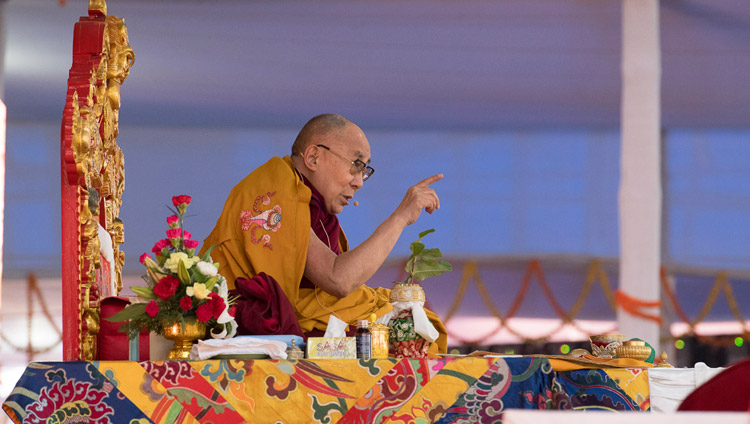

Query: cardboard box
<box><xmin>306</xmin><ymin>337</ymin><xmax>357</xmax><ymax>359</ymax></box>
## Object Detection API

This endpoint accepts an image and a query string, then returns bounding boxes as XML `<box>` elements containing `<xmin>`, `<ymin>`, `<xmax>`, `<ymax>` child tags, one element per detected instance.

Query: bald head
<box><xmin>291</xmin><ymin>113</ymin><xmax>353</xmax><ymax>156</ymax></box>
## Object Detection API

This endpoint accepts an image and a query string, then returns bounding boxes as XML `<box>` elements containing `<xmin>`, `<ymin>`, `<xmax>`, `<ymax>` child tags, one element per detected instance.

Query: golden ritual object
<box><xmin>656</xmin><ymin>351</ymin><xmax>675</xmax><ymax>368</ymax></box>
<box><xmin>369</xmin><ymin>313</ymin><xmax>389</xmax><ymax>359</ymax></box>
<box><xmin>286</xmin><ymin>339</ymin><xmax>305</xmax><ymax>360</ymax></box>
<box><xmin>162</xmin><ymin>318</ymin><xmax>208</xmax><ymax>361</ymax></box>
<box><xmin>61</xmin><ymin>0</ymin><xmax>135</xmax><ymax>361</ymax></box>
<box><xmin>589</xmin><ymin>333</ymin><xmax>625</xmax><ymax>359</ymax></box>
<box><xmin>390</xmin><ymin>283</ymin><xmax>426</xmax><ymax>303</ymax></box>
<box><xmin>615</xmin><ymin>340</ymin><xmax>652</xmax><ymax>362</ymax></box>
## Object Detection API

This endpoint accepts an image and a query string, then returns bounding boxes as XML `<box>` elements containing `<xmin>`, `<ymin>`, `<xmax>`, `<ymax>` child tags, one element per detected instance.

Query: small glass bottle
<box><xmin>355</xmin><ymin>319</ymin><xmax>371</xmax><ymax>359</ymax></box>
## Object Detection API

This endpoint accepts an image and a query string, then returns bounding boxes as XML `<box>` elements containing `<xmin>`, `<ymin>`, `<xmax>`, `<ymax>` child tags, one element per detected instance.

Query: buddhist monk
<box><xmin>201</xmin><ymin>113</ymin><xmax>447</xmax><ymax>353</ymax></box>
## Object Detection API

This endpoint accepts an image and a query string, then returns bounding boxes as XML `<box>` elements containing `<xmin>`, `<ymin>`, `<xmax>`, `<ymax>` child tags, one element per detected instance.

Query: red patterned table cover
<box><xmin>2</xmin><ymin>357</ymin><xmax>648</xmax><ymax>423</ymax></box>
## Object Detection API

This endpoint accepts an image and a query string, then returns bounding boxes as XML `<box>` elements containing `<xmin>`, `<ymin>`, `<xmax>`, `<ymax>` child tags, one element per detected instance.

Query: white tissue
<box><xmin>323</xmin><ymin>315</ymin><xmax>349</xmax><ymax>337</ymax></box>
<box><xmin>188</xmin><ymin>337</ymin><xmax>288</xmax><ymax>360</ymax></box>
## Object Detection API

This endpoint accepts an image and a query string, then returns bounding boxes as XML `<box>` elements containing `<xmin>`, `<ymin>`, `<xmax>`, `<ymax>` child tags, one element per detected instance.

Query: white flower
<box><xmin>196</xmin><ymin>261</ymin><xmax>218</xmax><ymax>277</ymax></box>
<box><xmin>186</xmin><ymin>283</ymin><xmax>210</xmax><ymax>300</ymax></box>
<box><xmin>164</xmin><ymin>252</ymin><xmax>200</xmax><ymax>273</ymax></box>
<box><xmin>215</xmin><ymin>277</ymin><xmax>232</xmax><ymax>324</ymax></box>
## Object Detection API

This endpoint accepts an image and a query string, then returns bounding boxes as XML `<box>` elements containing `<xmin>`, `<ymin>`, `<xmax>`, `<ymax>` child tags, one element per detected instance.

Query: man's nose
<box><xmin>351</xmin><ymin>172</ymin><xmax>364</xmax><ymax>189</ymax></box>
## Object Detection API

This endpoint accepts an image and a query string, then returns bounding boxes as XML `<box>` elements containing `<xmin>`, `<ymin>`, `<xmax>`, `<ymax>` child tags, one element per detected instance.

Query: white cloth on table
<box><xmin>503</xmin><ymin>410</ymin><xmax>748</xmax><ymax>424</ymax></box>
<box><xmin>189</xmin><ymin>337</ymin><xmax>288</xmax><ymax>360</ymax></box>
<box><xmin>648</xmin><ymin>362</ymin><xmax>724</xmax><ymax>413</ymax></box>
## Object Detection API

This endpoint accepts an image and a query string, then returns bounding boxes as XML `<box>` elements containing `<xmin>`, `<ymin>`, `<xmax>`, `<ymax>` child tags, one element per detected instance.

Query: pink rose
<box><xmin>179</xmin><ymin>296</ymin><xmax>193</xmax><ymax>311</ymax></box>
<box><xmin>166</xmin><ymin>215</ymin><xmax>179</xmax><ymax>229</ymax></box>
<box><xmin>152</xmin><ymin>238</ymin><xmax>171</xmax><ymax>255</ymax></box>
<box><xmin>172</xmin><ymin>195</ymin><xmax>192</xmax><ymax>215</ymax></box>
<box><xmin>166</xmin><ymin>228</ymin><xmax>183</xmax><ymax>240</ymax></box>
<box><xmin>172</xmin><ymin>195</ymin><xmax>192</xmax><ymax>208</ymax></box>
<box><xmin>145</xmin><ymin>301</ymin><xmax>159</xmax><ymax>318</ymax></box>
<box><xmin>153</xmin><ymin>275</ymin><xmax>179</xmax><ymax>300</ymax></box>
<box><xmin>196</xmin><ymin>303</ymin><xmax>213</xmax><ymax>323</ymax></box>
<box><xmin>139</xmin><ymin>253</ymin><xmax>152</xmax><ymax>264</ymax></box>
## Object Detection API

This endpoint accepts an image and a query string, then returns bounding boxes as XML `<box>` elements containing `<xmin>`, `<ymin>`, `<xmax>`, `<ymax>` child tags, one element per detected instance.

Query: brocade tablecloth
<box><xmin>3</xmin><ymin>357</ymin><xmax>648</xmax><ymax>424</ymax></box>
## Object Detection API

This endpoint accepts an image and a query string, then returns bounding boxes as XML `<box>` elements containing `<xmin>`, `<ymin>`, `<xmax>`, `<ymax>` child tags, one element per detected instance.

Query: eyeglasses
<box><xmin>316</xmin><ymin>144</ymin><xmax>375</xmax><ymax>182</ymax></box>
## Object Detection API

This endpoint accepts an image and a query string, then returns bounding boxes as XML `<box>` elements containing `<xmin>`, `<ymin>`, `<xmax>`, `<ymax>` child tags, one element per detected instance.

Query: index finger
<box><xmin>416</xmin><ymin>173</ymin><xmax>444</xmax><ymax>187</ymax></box>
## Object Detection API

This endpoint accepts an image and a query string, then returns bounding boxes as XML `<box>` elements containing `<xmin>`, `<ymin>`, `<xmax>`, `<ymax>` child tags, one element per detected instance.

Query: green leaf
<box><xmin>204</xmin><ymin>276</ymin><xmax>218</xmax><ymax>291</ymax></box>
<box><xmin>201</xmin><ymin>244</ymin><xmax>218</xmax><ymax>263</ymax></box>
<box><xmin>418</xmin><ymin>228</ymin><xmax>435</xmax><ymax>240</ymax></box>
<box><xmin>409</xmin><ymin>242</ymin><xmax>425</xmax><ymax>257</ymax></box>
<box><xmin>177</xmin><ymin>259</ymin><xmax>191</xmax><ymax>285</ymax></box>
<box><xmin>411</xmin><ymin>259</ymin><xmax>452</xmax><ymax>282</ymax></box>
<box><xmin>131</xmin><ymin>286</ymin><xmax>156</xmax><ymax>300</ymax></box>
<box><xmin>105</xmin><ymin>303</ymin><xmax>147</xmax><ymax>322</ymax></box>
<box><xmin>192</xmin><ymin>268</ymin><xmax>208</xmax><ymax>283</ymax></box>
<box><xmin>417</xmin><ymin>248</ymin><xmax>442</xmax><ymax>260</ymax></box>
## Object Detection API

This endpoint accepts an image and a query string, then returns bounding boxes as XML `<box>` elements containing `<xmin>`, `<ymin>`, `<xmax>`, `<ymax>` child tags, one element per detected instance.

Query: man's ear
<box><xmin>302</xmin><ymin>144</ymin><xmax>320</xmax><ymax>170</ymax></box>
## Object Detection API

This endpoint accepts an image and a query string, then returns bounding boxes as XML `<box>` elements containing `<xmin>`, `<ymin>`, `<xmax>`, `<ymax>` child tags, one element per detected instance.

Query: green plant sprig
<box><xmin>401</xmin><ymin>228</ymin><xmax>452</xmax><ymax>284</ymax></box>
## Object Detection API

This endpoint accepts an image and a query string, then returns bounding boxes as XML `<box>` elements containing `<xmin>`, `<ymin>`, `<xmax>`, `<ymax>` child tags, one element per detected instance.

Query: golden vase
<box><xmin>162</xmin><ymin>317</ymin><xmax>207</xmax><ymax>360</ymax></box>
<box><xmin>390</xmin><ymin>283</ymin><xmax>426</xmax><ymax>303</ymax></box>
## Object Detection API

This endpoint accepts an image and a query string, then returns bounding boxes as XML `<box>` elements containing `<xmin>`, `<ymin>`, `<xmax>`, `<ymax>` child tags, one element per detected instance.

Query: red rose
<box><xmin>145</xmin><ymin>301</ymin><xmax>159</xmax><ymax>317</ymax></box>
<box><xmin>228</xmin><ymin>306</ymin><xmax>236</xmax><ymax>318</ymax></box>
<box><xmin>179</xmin><ymin>296</ymin><xmax>193</xmax><ymax>311</ymax></box>
<box><xmin>172</xmin><ymin>195</ymin><xmax>192</xmax><ymax>208</ymax></box>
<box><xmin>208</xmin><ymin>292</ymin><xmax>226</xmax><ymax>319</ymax></box>
<box><xmin>196</xmin><ymin>303</ymin><xmax>213</xmax><ymax>323</ymax></box>
<box><xmin>153</xmin><ymin>275</ymin><xmax>180</xmax><ymax>300</ymax></box>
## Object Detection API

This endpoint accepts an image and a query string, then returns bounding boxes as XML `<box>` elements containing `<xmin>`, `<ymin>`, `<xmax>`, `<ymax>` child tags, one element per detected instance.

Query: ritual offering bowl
<box><xmin>162</xmin><ymin>317</ymin><xmax>207</xmax><ymax>360</ymax></box>
<box><xmin>589</xmin><ymin>333</ymin><xmax>625</xmax><ymax>358</ymax></box>
<box><xmin>615</xmin><ymin>340</ymin><xmax>651</xmax><ymax>361</ymax></box>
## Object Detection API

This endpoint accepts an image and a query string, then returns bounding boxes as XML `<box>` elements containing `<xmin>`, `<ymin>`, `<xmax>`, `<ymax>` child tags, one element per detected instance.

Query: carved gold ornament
<box><xmin>61</xmin><ymin>0</ymin><xmax>134</xmax><ymax>361</ymax></box>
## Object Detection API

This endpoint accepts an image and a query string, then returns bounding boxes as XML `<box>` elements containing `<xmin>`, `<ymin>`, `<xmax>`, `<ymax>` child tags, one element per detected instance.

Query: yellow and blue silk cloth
<box><xmin>3</xmin><ymin>357</ymin><xmax>649</xmax><ymax>424</ymax></box>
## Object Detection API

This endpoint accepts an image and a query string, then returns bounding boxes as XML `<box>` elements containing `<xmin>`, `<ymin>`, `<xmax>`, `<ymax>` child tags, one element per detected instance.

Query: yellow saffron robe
<box><xmin>202</xmin><ymin>156</ymin><xmax>447</xmax><ymax>353</ymax></box>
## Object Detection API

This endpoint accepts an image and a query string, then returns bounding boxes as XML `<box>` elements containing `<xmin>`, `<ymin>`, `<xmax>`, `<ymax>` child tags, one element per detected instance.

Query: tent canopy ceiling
<box><xmin>3</xmin><ymin>0</ymin><xmax>750</xmax><ymax>130</ymax></box>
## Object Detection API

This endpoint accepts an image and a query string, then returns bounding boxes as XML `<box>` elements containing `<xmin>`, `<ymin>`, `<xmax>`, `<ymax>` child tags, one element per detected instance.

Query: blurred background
<box><xmin>1</xmin><ymin>0</ymin><xmax>750</xmax><ymax>408</ymax></box>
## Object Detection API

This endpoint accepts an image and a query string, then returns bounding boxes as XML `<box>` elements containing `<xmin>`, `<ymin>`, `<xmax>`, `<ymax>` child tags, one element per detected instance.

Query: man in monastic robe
<box><xmin>201</xmin><ymin>113</ymin><xmax>447</xmax><ymax>353</ymax></box>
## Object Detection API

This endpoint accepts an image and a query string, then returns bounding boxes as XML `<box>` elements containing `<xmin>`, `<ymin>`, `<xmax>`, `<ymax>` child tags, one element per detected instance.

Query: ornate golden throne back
<box><xmin>60</xmin><ymin>0</ymin><xmax>134</xmax><ymax>361</ymax></box>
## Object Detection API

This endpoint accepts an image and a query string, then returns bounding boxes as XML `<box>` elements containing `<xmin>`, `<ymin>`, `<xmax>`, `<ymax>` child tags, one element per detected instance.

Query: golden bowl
<box><xmin>615</xmin><ymin>340</ymin><xmax>652</xmax><ymax>361</ymax></box>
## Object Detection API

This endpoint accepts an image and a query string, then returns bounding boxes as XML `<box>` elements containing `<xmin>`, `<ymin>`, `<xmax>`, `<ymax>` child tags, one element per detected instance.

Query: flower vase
<box><xmin>388</xmin><ymin>283</ymin><xmax>430</xmax><ymax>358</ymax></box>
<box><xmin>162</xmin><ymin>317</ymin><xmax>207</xmax><ymax>360</ymax></box>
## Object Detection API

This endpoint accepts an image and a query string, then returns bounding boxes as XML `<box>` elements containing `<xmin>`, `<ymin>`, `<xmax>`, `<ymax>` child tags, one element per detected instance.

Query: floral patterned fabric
<box><xmin>3</xmin><ymin>357</ymin><xmax>648</xmax><ymax>424</ymax></box>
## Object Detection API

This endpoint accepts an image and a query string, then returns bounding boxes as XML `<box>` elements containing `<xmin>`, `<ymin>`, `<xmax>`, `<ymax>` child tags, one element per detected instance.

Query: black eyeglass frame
<box><xmin>315</xmin><ymin>144</ymin><xmax>375</xmax><ymax>182</ymax></box>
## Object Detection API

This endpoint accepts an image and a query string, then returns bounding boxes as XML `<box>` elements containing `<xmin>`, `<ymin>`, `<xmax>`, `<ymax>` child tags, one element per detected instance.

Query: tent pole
<box><xmin>618</xmin><ymin>0</ymin><xmax>662</xmax><ymax>349</ymax></box>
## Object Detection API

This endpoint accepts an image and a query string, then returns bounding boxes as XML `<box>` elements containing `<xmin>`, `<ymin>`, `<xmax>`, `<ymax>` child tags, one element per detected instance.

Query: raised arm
<box><xmin>304</xmin><ymin>174</ymin><xmax>443</xmax><ymax>297</ymax></box>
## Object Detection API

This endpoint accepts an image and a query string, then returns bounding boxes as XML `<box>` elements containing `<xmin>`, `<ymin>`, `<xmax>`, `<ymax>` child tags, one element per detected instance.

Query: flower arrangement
<box><xmin>109</xmin><ymin>195</ymin><xmax>237</xmax><ymax>340</ymax></box>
